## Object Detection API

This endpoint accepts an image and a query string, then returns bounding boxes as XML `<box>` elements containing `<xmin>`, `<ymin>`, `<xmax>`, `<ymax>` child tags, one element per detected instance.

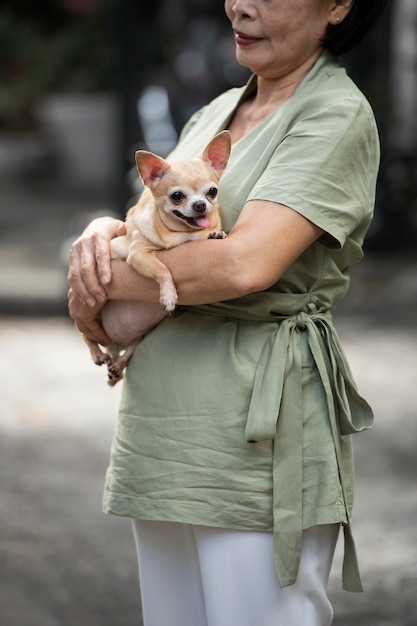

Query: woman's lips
<box><xmin>234</xmin><ymin>30</ymin><xmax>261</xmax><ymax>46</ymax></box>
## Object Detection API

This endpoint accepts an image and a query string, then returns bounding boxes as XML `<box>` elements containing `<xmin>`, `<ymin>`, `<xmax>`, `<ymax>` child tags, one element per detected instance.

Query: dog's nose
<box><xmin>192</xmin><ymin>201</ymin><xmax>207</xmax><ymax>214</ymax></box>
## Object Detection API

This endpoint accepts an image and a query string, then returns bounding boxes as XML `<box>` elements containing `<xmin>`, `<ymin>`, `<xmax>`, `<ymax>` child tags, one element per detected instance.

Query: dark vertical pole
<box><xmin>110</xmin><ymin>0</ymin><xmax>161</xmax><ymax>213</ymax></box>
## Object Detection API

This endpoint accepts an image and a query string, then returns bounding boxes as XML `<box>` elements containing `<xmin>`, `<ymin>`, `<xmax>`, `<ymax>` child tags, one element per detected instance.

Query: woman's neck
<box><xmin>254</xmin><ymin>49</ymin><xmax>322</xmax><ymax>106</ymax></box>
<box><xmin>228</xmin><ymin>52</ymin><xmax>321</xmax><ymax>143</ymax></box>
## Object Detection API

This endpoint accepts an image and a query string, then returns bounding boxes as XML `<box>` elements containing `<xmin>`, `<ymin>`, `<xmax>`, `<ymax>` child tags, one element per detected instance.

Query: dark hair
<box><xmin>323</xmin><ymin>0</ymin><xmax>390</xmax><ymax>56</ymax></box>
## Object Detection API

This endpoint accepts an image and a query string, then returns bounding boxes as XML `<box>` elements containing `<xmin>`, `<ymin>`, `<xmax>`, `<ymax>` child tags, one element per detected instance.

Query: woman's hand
<box><xmin>67</xmin><ymin>216</ymin><xmax>125</xmax><ymax>307</ymax></box>
<box><xmin>68</xmin><ymin>287</ymin><xmax>110</xmax><ymax>346</ymax></box>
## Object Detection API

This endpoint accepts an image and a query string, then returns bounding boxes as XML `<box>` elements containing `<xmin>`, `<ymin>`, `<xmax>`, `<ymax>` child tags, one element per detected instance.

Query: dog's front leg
<box><xmin>127</xmin><ymin>246</ymin><xmax>178</xmax><ymax>312</ymax></box>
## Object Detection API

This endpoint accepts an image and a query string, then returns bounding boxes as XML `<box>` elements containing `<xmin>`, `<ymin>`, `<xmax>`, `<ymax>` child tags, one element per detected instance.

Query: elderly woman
<box><xmin>68</xmin><ymin>0</ymin><xmax>389</xmax><ymax>624</ymax></box>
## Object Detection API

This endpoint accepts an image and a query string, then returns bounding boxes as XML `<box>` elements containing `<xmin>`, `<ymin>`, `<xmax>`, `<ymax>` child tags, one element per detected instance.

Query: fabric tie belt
<box><xmin>185</xmin><ymin>298</ymin><xmax>374</xmax><ymax>591</ymax></box>
<box><xmin>244</xmin><ymin>302</ymin><xmax>373</xmax><ymax>591</ymax></box>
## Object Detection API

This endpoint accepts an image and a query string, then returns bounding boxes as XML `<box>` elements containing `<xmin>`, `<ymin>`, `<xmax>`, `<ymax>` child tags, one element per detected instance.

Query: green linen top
<box><xmin>103</xmin><ymin>51</ymin><xmax>379</xmax><ymax>592</ymax></box>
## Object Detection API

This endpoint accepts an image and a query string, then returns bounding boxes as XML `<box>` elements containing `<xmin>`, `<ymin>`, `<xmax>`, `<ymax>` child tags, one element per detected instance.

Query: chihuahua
<box><xmin>84</xmin><ymin>130</ymin><xmax>231</xmax><ymax>385</ymax></box>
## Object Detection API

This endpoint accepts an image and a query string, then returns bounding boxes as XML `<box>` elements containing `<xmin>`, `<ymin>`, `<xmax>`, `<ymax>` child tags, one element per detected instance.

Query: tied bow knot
<box><xmin>244</xmin><ymin>303</ymin><xmax>373</xmax><ymax>591</ymax></box>
<box><xmin>295</xmin><ymin>311</ymin><xmax>308</xmax><ymax>331</ymax></box>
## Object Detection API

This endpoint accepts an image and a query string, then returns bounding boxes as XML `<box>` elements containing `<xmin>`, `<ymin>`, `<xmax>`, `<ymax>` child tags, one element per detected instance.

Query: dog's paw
<box><xmin>162</xmin><ymin>299</ymin><xmax>177</xmax><ymax>313</ymax></box>
<box><xmin>107</xmin><ymin>363</ymin><xmax>123</xmax><ymax>385</ymax></box>
<box><xmin>208</xmin><ymin>230</ymin><xmax>227</xmax><ymax>239</ymax></box>
<box><xmin>160</xmin><ymin>289</ymin><xmax>178</xmax><ymax>313</ymax></box>
<box><xmin>94</xmin><ymin>352</ymin><xmax>110</xmax><ymax>367</ymax></box>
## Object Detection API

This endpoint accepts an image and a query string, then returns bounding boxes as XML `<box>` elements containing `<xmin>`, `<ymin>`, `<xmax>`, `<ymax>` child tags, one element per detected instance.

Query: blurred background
<box><xmin>0</xmin><ymin>1</ymin><xmax>416</xmax><ymax>625</ymax></box>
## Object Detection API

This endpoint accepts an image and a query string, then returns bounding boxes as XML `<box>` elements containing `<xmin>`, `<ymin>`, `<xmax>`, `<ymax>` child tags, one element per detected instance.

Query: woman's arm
<box><xmin>105</xmin><ymin>200</ymin><xmax>323</xmax><ymax>304</ymax></box>
<box><xmin>68</xmin><ymin>201</ymin><xmax>323</xmax><ymax>341</ymax></box>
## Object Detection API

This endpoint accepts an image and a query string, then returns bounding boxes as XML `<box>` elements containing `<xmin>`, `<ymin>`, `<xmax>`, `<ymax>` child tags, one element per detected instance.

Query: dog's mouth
<box><xmin>173</xmin><ymin>210</ymin><xmax>211</xmax><ymax>229</ymax></box>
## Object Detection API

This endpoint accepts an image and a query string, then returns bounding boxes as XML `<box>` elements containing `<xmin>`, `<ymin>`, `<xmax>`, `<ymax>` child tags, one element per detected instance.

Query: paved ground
<box><xmin>1</xmin><ymin>154</ymin><xmax>417</xmax><ymax>625</ymax></box>
<box><xmin>1</xmin><ymin>314</ymin><xmax>416</xmax><ymax>626</ymax></box>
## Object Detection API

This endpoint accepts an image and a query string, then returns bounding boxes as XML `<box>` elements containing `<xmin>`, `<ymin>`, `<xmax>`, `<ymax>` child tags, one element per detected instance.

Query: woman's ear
<box><xmin>328</xmin><ymin>0</ymin><xmax>354</xmax><ymax>26</ymax></box>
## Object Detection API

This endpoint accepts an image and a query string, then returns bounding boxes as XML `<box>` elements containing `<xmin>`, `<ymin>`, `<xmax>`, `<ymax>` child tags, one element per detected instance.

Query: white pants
<box><xmin>132</xmin><ymin>520</ymin><xmax>339</xmax><ymax>626</ymax></box>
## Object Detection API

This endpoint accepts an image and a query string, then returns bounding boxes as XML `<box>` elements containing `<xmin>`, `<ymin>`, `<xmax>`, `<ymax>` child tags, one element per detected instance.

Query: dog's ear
<box><xmin>201</xmin><ymin>130</ymin><xmax>232</xmax><ymax>176</ymax></box>
<box><xmin>135</xmin><ymin>151</ymin><xmax>171</xmax><ymax>188</ymax></box>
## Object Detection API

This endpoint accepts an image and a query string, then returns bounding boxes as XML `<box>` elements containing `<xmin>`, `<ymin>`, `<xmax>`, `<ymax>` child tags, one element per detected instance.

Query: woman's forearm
<box><xmin>105</xmin><ymin>200</ymin><xmax>323</xmax><ymax>307</ymax></box>
<box><xmin>106</xmin><ymin>235</ymin><xmax>244</xmax><ymax>306</ymax></box>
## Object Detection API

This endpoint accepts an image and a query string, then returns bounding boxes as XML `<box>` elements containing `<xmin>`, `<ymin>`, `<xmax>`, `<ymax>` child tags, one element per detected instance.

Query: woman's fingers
<box><xmin>94</xmin><ymin>234</ymin><xmax>112</xmax><ymax>287</ymax></box>
<box><xmin>68</xmin><ymin>288</ymin><xmax>110</xmax><ymax>345</ymax></box>
<box><xmin>68</xmin><ymin>234</ymin><xmax>106</xmax><ymax>306</ymax></box>
<box><xmin>67</xmin><ymin>217</ymin><xmax>124</xmax><ymax>305</ymax></box>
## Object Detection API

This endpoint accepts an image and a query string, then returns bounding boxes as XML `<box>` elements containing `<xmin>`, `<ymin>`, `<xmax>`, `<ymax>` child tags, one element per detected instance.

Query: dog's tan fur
<box><xmin>84</xmin><ymin>130</ymin><xmax>231</xmax><ymax>385</ymax></box>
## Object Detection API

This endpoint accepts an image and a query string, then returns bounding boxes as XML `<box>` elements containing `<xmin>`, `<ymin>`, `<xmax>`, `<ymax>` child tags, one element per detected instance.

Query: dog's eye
<box><xmin>170</xmin><ymin>191</ymin><xmax>185</xmax><ymax>203</ymax></box>
<box><xmin>207</xmin><ymin>187</ymin><xmax>218</xmax><ymax>199</ymax></box>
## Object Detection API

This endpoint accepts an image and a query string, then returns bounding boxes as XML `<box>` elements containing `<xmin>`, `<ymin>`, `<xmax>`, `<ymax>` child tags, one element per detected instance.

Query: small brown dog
<box><xmin>85</xmin><ymin>130</ymin><xmax>231</xmax><ymax>385</ymax></box>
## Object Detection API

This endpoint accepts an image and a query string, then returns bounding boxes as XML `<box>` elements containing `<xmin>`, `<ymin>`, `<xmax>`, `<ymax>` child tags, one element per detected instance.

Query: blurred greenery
<box><xmin>0</xmin><ymin>5</ymin><xmax>113</xmax><ymax>131</ymax></box>
<box><xmin>0</xmin><ymin>0</ymin><xmax>416</xmax><ymax>247</ymax></box>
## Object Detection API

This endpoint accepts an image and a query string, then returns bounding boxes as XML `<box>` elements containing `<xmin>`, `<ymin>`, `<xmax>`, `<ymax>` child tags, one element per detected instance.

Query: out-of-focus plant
<box><xmin>61</xmin><ymin>0</ymin><xmax>103</xmax><ymax>14</ymax></box>
<box><xmin>0</xmin><ymin>1</ymin><xmax>113</xmax><ymax>132</ymax></box>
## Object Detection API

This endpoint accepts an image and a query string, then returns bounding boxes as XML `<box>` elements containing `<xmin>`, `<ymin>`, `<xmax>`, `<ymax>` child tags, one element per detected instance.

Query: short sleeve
<box><xmin>247</xmin><ymin>97</ymin><xmax>380</xmax><ymax>249</ymax></box>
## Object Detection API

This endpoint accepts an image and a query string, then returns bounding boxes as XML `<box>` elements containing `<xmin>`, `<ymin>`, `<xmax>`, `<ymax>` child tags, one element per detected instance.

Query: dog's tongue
<box><xmin>196</xmin><ymin>217</ymin><xmax>211</xmax><ymax>228</ymax></box>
